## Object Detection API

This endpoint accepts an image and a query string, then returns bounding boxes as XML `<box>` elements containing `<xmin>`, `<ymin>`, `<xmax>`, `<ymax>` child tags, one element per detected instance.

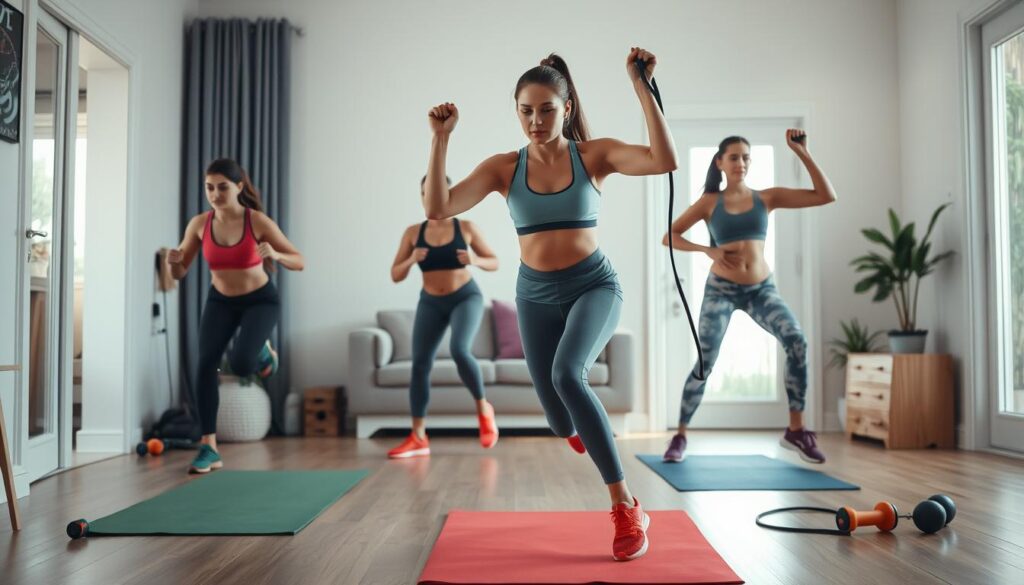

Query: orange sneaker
<box><xmin>478</xmin><ymin>402</ymin><xmax>498</xmax><ymax>449</ymax></box>
<box><xmin>567</xmin><ymin>434</ymin><xmax>586</xmax><ymax>454</ymax></box>
<box><xmin>610</xmin><ymin>497</ymin><xmax>650</xmax><ymax>561</ymax></box>
<box><xmin>387</xmin><ymin>433</ymin><xmax>430</xmax><ymax>459</ymax></box>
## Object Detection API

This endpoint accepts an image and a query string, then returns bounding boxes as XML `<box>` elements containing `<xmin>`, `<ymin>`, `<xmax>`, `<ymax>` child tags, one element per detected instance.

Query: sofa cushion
<box><xmin>377</xmin><ymin>308</ymin><xmax>495</xmax><ymax>362</ymax></box>
<box><xmin>491</xmin><ymin>299</ymin><xmax>525</xmax><ymax>359</ymax></box>
<box><xmin>494</xmin><ymin>359</ymin><xmax>609</xmax><ymax>386</ymax></box>
<box><xmin>376</xmin><ymin>359</ymin><xmax>497</xmax><ymax>387</ymax></box>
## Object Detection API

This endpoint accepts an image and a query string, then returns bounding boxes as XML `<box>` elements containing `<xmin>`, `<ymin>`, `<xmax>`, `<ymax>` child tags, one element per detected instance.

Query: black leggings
<box><xmin>196</xmin><ymin>281</ymin><xmax>280</xmax><ymax>434</ymax></box>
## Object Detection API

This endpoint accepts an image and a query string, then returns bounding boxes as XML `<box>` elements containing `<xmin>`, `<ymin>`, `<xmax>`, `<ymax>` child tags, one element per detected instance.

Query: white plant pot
<box><xmin>216</xmin><ymin>376</ymin><xmax>271</xmax><ymax>442</ymax></box>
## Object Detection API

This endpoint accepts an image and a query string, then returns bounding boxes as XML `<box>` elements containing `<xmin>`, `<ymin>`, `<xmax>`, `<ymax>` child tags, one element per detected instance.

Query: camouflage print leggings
<box><xmin>678</xmin><ymin>272</ymin><xmax>807</xmax><ymax>424</ymax></box>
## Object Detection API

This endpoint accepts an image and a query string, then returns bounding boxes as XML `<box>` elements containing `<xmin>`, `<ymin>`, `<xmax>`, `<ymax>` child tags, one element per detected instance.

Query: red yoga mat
<box><xmin>419</xmin><ymin>510</ymin><xmax>743</xmax><ymax>585</ymax></box>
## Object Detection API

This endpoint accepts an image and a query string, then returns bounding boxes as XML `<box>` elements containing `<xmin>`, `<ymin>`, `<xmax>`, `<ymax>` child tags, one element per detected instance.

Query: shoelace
<box><xmin>610</xmin><ymin>508</ymin><xmax>645</xmax><ymax>539</ymax></box>
<box><xmin>799</xmin><ymin>430</ymin><xmax>818</xmax><ymax>447</ymax></box>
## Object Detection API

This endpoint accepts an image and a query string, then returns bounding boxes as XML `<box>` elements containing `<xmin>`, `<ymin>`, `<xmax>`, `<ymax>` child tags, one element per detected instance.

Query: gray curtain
<box><xmin>181</xmin><ymin>18</ymin><xmax>292</xmax><ymax>434</ymax></box>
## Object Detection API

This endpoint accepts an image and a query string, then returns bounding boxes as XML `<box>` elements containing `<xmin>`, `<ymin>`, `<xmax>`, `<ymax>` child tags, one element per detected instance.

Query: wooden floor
<box><xmin>1</xmin><ymin>430</ymin><xmax>1023</xmax><ymax>585</ymax></box>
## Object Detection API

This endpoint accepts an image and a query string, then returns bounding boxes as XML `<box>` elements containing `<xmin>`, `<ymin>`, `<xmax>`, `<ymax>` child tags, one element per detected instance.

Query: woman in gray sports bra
<box><xmin>420</xmin><ymin>48</ymin><xmax>677</xmax><ymax>562</ymax></box>
<box><xmin>662</xmin><ymin>132</ymin><xmax>838</xmax><ymax>465</ymax></box>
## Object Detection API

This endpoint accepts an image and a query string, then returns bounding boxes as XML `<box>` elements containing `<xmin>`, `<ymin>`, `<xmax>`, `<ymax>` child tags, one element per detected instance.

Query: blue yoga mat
<box><xmin>637</xmin><ymin>454</ymin><xmax>859</xmax><ymax>491</ymax></box>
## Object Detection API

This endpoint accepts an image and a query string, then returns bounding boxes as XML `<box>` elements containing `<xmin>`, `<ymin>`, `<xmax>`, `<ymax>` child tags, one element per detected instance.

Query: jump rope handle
<box><xmin>633</xmin><ymin>58</ymin><xmax>706</xmax><ymax>380</ymax></box>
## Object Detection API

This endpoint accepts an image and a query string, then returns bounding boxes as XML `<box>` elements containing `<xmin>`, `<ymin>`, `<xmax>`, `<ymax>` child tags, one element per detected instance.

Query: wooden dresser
<box><xmin>845</xmin><ymin>353</ymin><xmax>955</xmax><ymax>449</ymax></box>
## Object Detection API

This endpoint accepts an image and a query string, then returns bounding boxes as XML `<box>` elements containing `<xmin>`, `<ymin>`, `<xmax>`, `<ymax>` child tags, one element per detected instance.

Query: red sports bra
<box><xmin>201</xmin><ymin>208</ymin><xmax>263</xmax><ymax>271</ymax></box>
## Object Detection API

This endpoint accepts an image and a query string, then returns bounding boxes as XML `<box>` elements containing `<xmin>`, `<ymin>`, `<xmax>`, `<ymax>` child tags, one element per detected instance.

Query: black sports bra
<box><xmin>416</xmin><ymin>219</ymin><xmax>467</xmax><ymax>272</ymax></box>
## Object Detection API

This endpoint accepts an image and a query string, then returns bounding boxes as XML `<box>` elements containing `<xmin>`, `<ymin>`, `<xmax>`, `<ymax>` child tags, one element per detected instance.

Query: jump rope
<box><xmin>632</xmin><ymin>58</ymin><xmax>705</xmax><ymax>380</ymax></box>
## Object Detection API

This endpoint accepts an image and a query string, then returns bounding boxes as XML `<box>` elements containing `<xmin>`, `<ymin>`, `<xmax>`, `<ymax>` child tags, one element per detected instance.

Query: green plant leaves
<box><xmin>852</xmin><ymin>205</ymin><xmax>954</xmax><ymax>331</ymax></box>
<box><xmin>827</xmin><ymin>318</ymin><xmax>885</xmax><ymax>369</ymax></box>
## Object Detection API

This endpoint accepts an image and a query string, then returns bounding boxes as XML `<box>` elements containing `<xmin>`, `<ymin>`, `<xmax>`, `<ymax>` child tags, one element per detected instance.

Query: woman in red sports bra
<box><xmin>167</xmin><ymin>158</ymin><xmax>304</xmax><ymax>474</ymax></box>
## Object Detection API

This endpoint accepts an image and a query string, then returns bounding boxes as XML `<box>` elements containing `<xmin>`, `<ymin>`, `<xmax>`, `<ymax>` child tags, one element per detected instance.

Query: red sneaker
<box><xmin>478</xmin><ymin>402</ymin><xmax>498</xmax><ymax>449</ymax></box>
<box><xmin>387</xmin><ymin>433</ymin><xmax>430</xmax><ymax>459</ymax></box>
<box><xmin>610</xmin><ymin>497</ymin><xmax>650</xmax><ymax>561</ymax></box>
<box><xmin>567</xmin><ymin>434</ymin><xmax>586</xmax><ymax>454</ymax></box>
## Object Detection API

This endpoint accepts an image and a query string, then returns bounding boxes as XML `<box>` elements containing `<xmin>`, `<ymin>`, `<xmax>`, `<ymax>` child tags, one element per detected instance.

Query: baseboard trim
<box><xmin>75</xmin><ymin>429</ymin><xmax>126</xmax><ymax>453</ymax></box>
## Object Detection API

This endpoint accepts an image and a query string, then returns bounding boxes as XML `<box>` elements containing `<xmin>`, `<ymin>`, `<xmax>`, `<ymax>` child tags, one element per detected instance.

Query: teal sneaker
<box><xmin>257</xmin><ymin>340</ymin><xmax>279</xmax><ymax>378</ymax></box>
<box><xmin>188</xmin><ymin>444</ymin><xmax>223</xmax><ymax>474</ymax></box>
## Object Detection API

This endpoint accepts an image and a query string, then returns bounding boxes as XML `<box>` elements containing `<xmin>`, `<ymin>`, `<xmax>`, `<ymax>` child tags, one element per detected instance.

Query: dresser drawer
<box><xmin>847</xmin><ymin>406</ymin><xmax>889</xmax><ymax>441</ymax></box>
<box><xmin>846</xmin><ymin>380</ymin><xmax>891</xmax><ymax>410</ymax></box>
<box><xmin>847</xmin><ymin>354</ymin><xmax>893</xmax><ymax>385</ymax></box>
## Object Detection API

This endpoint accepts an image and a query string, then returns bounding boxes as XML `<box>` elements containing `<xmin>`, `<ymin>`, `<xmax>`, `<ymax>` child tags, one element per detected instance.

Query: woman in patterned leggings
<box><xmin>662</xmin><ymin>130</ymin><xmax>837</xmax><ymax>464</ymax></box>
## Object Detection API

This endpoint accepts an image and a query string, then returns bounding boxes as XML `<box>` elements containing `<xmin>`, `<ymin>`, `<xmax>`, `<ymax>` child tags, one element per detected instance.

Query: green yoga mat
<box><xmin>76</xmin><ymin>470</ymin><xmax>369</xmax><ymax>537</ymax></box>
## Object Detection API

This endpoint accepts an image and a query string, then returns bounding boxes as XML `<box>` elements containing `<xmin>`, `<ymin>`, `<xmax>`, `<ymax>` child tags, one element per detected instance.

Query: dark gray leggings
<box><xmin>410</xmin><ymin>280</ymin><xmax>485</xmax><ymax>418</ymax></box>
<box><xmin>516</xmin><ymin>250</ymin><xmax>624</xmax><ymax>484</ymax></box>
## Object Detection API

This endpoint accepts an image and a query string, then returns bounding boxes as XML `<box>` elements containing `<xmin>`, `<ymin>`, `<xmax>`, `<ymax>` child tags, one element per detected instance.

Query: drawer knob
<box><xmin>875</xmin><ymin>393</ymin><xmax>885</xmax><ymax>400</ymax></box>
<box><xmin>851</xmin><ymin>391</ymin><xmax>862</xmax><ymax>397</ymax></box>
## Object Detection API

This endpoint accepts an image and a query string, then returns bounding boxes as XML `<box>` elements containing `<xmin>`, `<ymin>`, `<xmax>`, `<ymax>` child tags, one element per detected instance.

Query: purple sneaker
<box><xmin>780</xmin><ymin>428</ymin><xmax>826</xmax><ymax>464</ymax></box>
<box><xmin>663</xmin><ymin>434</ymin><xmax>687</xmax><ymax>462</ymax></box>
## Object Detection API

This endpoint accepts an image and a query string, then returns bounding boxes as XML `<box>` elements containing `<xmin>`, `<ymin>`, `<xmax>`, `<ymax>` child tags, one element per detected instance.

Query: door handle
<box><xmin>26</xmin><ymin>229</ymin><xmax>48</xmax><ymax>239</ymax></box>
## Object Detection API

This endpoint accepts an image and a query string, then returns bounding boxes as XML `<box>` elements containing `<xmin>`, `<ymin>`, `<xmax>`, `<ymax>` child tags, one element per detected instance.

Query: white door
<box><xmin>22</xmin><ymin>9</ymin><xmax>73</xmax><ymax>481</ymax></box>
<box><xmin>983</xmin><ymin>0</ymin><xmax>1024</xmax><ymax>452</ymax></box>
<box><xmin>654</xmin><ymin>116</ymin><xmax>810</xmax><ymax>429</ymax></box>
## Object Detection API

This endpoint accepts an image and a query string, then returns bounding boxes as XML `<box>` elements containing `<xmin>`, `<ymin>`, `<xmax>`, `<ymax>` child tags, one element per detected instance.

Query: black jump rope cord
<box><xmin>755</xmin><ymin>507</ymin><xmax>851</xmax><ymax>536</ymax></box>
<box><xmin>633</xmin><ymin>60</ymin><xmax>705</xmax><ymax>380</ymax></box>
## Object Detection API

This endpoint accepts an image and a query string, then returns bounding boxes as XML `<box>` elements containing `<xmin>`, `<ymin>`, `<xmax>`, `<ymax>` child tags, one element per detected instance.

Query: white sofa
<box><xmin>348</xmin><ymin>307</ymin><xmax>634</xmax><ymax>438</ymax></box>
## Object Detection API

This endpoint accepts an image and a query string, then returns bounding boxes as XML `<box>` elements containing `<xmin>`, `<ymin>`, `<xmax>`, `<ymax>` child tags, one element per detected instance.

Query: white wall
<box><xmin>29</xmin><ymin>0</ymin><xmax>198</xmax><ymax>446</ymax></box>
<box><xmin>896</xmin><ymin>0</ymin><xmax>993</xmax><ymax>443</ymax></box>
<box><xmin>197</xmin><ymin>0</ymin><xmax>904</xmax><ymax>430</ymax></box>
<box><xmin>78</xmin><ymin>65</ymin><xmax>127</xmax><ymax>452</ymax></box>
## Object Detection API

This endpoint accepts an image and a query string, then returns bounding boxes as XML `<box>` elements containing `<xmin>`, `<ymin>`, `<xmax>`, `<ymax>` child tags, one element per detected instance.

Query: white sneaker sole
<box><xmin>189</xmin><ymin>460</ymin><xmax>223</xmax><ymax>474</ymax></box>
<box><xmin>778</xmin><ymin>437</ymin><xmax>825</xmax><ymax>464</ymax></box>
<box><xmin>663</xmin><ymin>452</ymin><xmax>687</xmax><ymax>463</ymax></box>
<box><xmin>613</xmin><ymin>512</ymin><xmax>651</xmax><ymax>561</ymax></box>
<box><xmin>388</xmin><ymin>448</ymin><xmax>430</xmax><ymax>459</ymax></box>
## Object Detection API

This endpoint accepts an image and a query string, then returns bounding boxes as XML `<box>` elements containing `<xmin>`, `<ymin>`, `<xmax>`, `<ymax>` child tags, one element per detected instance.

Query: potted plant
<box><xmin>828</xmin><ymin>318</ymin><xmax>885</xmax><ymax>431</ymax></box>
<box><xmin>850</xmin><ymin>204</ymin><xmax>954</xmax><ymax>353</ymax></box>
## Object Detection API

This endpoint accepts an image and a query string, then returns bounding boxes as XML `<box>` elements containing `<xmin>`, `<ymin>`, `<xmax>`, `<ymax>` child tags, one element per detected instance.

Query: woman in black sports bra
<box><xmin>387</xmin><ymin>175</ymin><xmax>500</xmax><ymax>459</ymax></box>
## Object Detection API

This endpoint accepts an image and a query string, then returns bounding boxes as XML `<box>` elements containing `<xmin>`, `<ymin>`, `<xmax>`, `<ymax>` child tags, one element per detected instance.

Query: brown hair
<box><xmin>206</xmin><ymin>158</ymin><xmax>264</xmax><ymax>212</ymax></box>
<box><xmin>513</xmin><ymin>53</ymin><xmax>590</xmax><ymax>142</ymax></box>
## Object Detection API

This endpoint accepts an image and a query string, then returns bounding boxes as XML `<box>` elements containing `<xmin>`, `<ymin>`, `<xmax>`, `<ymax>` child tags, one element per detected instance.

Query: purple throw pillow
<box><xmin>492</xmin><ymin>299</ymin><xmax>524</xmax><ymax>359</ymax></box>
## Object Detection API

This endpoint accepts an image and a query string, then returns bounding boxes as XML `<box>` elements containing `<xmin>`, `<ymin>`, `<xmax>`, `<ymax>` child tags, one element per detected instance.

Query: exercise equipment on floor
<box><xmin>135</xmin><ymin>437</ymin><xmax>197</xmax><ymax>457</ymax></box>
<box><xmin>418</xmin><ymin>509</ymin><xmax>743</xmax><ymax>585</ymax></box>
<box><xmin>65</xmin><ymin>469</ymin><xmax>369</xmax><ymax>539</ymax></box>
<box><xmin>633</xmin><ymin>57</ymin><xmax>704</xmax><ymax>380</ymax></box>
<box><xmin>637</xmin><ymin>454</ymin><xmax>859</xmax><ymax>492</ymax></box>
<box><xmin>756</xmin><ymin>494</ymin><xmax>956</xmax><ymax>536</ymax></box>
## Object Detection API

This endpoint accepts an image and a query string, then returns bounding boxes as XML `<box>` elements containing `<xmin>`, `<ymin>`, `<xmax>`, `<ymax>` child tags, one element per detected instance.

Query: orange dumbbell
<box><xmin>835</xmin><ymin>502</ymin><xmax>900</xmax><ymax>532</ymax></box>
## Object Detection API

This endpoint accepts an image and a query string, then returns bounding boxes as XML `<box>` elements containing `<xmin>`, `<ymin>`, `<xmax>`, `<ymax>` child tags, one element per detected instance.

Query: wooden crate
<box><xmin>303</xmin><ymin>386</ymin><xmax>345</xmax><ymax>437</ymax></box>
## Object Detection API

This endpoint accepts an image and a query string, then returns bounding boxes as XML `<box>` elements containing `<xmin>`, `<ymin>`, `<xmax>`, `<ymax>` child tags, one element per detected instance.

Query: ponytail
<box><xmin>514</xmin><ymin>53</ymin><xmax>591</xmax><ymax>142</ymax></box>
<box><xmin>703</xmin><ymin>136</ymin><xmax>750</xmax><ymax>193</ymax></box>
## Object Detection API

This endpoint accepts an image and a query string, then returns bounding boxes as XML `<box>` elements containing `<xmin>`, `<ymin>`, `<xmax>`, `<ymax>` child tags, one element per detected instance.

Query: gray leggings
<box><xmin>517</xmin><ymin>250</ymin><xmax>625</xmax><ymax>485</ymax></box>
<box><xmin>679</xmin><ymin>272</ymin><xmax>808</xmax><ymax>424</ymax></box>
<box><xmin>410</xmin><ymin>280</ymin><xmax>485</xmax><ymax>418</ymax></box>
